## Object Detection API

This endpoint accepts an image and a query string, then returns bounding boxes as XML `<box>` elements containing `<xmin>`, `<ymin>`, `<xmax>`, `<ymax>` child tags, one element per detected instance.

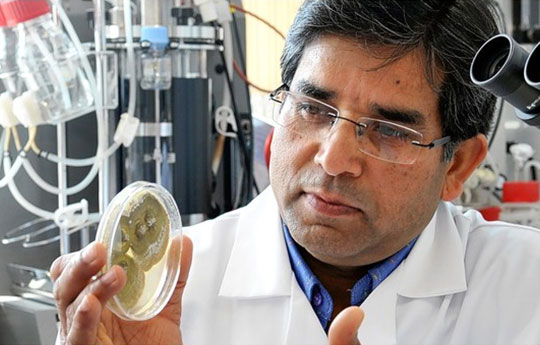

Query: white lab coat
<box><xmin>182</xmin><ymin>187</ymin><xmax>540</xmax><ymax>345</ymax></box>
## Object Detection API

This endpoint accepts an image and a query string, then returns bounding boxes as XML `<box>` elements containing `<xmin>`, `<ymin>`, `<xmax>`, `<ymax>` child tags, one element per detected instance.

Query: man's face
<box><xmin>270</xmin><ymin>35</ymin><xmax>450</xmax><ymax>267</ymax></box>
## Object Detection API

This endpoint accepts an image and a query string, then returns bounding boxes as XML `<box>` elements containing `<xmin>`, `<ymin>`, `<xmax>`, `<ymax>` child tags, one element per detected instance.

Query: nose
<box><xmin>314</xmin><ymin>122</ymin><xmax>363</xmax><ymax>177</ymax></box>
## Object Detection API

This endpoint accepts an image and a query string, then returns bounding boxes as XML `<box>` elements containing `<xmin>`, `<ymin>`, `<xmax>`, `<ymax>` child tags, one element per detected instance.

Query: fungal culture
<box><xmin>96</xmin><ymin>181</ymin><xmax>182</xmax><ymax>321</ymax></box>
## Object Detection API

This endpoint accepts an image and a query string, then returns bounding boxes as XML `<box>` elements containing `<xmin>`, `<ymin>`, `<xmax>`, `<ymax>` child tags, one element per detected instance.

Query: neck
<box><xmin>299</xmin><ymin>247</ymin><xmax>370</xmax><ymax>321</ymax></box>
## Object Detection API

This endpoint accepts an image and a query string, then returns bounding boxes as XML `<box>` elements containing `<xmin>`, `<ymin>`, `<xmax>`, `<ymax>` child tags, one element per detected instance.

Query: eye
<box><xmin>292</xmin><ymin>99</ymin><xmax>335</xmax><ymax>126</ymax></box>
<box><xmin>372</xmin><ymin>123</ymin><xmax>411</xmax><ymax>141</ymax></box>
<box><xmin>296</xmin><ymin>101</ymin><xmax>324</xmax><ymax>117</ymax></box>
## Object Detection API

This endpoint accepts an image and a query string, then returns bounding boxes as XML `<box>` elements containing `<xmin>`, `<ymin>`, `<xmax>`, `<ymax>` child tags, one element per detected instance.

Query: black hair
<box><xmin>281</xmin><ymin>0</ymin><xmax>500</xmax><ymax>160</ymax></box>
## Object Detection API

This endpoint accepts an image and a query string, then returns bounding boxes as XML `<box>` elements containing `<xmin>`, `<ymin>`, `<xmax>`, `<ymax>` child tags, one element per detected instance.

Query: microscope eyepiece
<box><xmin>471</xmin><ymin>34</ymin><xmax>540</xmax><ymax>126</ymax></box>
<box><xmin>471</xmin><ymin>37</ymin><xmax>510</xmax><ymax>82</ymax></box>
<box><xmin>525</xmin><ymin>42</ymin><xmax>540</xmax><ymax>88</ymax></box>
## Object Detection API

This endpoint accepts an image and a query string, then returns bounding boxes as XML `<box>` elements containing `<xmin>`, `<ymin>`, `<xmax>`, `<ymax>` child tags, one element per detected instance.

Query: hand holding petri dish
<box><xmin>95</xmin><ymin>181</ymin><xmax>182</xmax><ymax>321</ymax></box>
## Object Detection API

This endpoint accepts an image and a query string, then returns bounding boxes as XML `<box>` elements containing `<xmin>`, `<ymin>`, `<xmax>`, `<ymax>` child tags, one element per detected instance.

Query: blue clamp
<box><xmin>140</xmin><ymin>26</ymin><xmax>170</xmax><ymax>51</ymax></box>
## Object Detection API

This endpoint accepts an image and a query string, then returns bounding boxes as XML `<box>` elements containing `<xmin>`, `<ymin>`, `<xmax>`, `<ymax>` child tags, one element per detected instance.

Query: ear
<box><xmin>441</xmin><ymin>134</ymin><xmax>488</xmax><ymax>201</ymax></box>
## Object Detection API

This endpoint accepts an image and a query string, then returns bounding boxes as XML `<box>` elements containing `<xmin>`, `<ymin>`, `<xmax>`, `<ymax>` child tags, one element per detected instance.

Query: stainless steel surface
<box><xmin>136</xmin><ymin>122</ymin><xmax>173</xmax><ymax>137</ymax></box>
<box><xmin>57</xmin><ymin>123</ymin><xmax>71</xmax><ymax>254</ymax></box>
<box><xmin>0</xmin><ymin>296</ymin><xmax>58</xmax><ymax>345</ymax></box>
<box><xmin>155</xmin><ymin>90</ymin><xmax>162</xmax><ymax>185</ymax></box>
<box><xmin>94</xmin><ymin>0</ymin><xmax>111</xmax><ymax>213</ymax></box>
<box><xmin>172</xmin><ymin>49</ymin><xmax>208</xmax><ymax>78</ymax></box>
<box><xmin>7</xmin><ymin>264</ymin><xmax>54</xmax><ymax>305</ymax></box>
<box><xmin>141</xmin><ymin>0</ymin><xmax>164</xmax><ymax>26</ymax></box>
<box><xmin>106</xmin><ymin>24</ymin><xmax>220</xmax><ymax>42</ymax></box>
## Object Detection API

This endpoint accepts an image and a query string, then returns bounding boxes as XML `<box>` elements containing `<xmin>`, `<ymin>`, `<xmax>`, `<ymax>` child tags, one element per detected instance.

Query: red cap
<box><xmin>478</xmin><ymin>206</ymin><xmax>501</xmax><ymax>221</ymax></box>
<box><xmin>1</xmin><ymin>0</ymin><xmax>50</xmax><ymax>26</ymax></box>
<box><xmin>0</xmin><ymin>8</ymin><xmax>7</xmax><ymax>27</ymax></box>
<box><xmin>502</xmin><ymin>181</ymin><xmax>540</xmax><ymax>203</ymax></box>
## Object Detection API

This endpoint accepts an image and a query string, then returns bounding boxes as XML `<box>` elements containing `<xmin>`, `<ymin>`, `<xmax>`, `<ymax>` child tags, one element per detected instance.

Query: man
<box><xmin>51</xmin><ymin>0</ymin><xmax>540</xmax><ymax>344</ymax></box>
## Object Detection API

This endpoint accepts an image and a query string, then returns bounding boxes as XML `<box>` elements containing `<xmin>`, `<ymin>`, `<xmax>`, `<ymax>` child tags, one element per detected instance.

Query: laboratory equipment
<box><xmin>466</xmin><ymin>15</ymin><xmax>540</xmax><ymax>223</ymax></box>
<box><xmin>1</xmin><ymin>0</ymin><xmax>94</xmax><ymax>125</ymax></box>
<box><xmin>0</xmin><ymin>296</ymin><xmax>57</xmax><ymax>345</ymax></box>
<box><xmin>0</xmin><ymin>7</ymin><xmax>21</xmax><ymax>96</ymax></box>
<box><xmin>0</xmin><ymin>1</ymin><xmax>257</xmax><ymax>323</ymax></box>
<box><xmin>470</xmin><ymin>34</ymin><xmax>540</xmax><ymax>127</ymax></box>
<box><xmin>102</xmin><ymin>0</ymin><xmax>254</xmax><ymax>224</ymax></box>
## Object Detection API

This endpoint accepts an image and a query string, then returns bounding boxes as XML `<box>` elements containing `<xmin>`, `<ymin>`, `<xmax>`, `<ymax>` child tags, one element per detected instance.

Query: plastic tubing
<box><xmin>39</xmin><ymin>151</ymin><xmax>98</xmax><ymax>167</ymax></box>
<box><xmin>123</xmin><ymin>0</ymin><xmax>137</xmax><ymax>119</ymax></box>
<box><xmin>0</xmin><ymin>153</ymin><xmax>25</xmax><ymax>188</ymax></box>
<box><xmin>22</xmin><ymin>214</ymin><xmax>100</xmax><ymax>248</ymax></box>
<box><xmin>0</xmin><ymin>130</ymin><xmax>6</xmax><ymax>170</ymax></box>
<box><xmin>23</xmin><ymin>141</ymin><xmax>120</xmax><ymax>195</ymax></box>
<box><xmin>40</xmin><ymin>141</ymin><xmax>120</xmax><ymax>167</ymax></box>
<box><xmin>4</xmin><ymin>155</ymin><xmax>55</xmax><ymax>219</ymax></box>
<box><xmin>23</xmin><ymin>158</ymin><xmax>97</xmax><ymax>195</ymax></box>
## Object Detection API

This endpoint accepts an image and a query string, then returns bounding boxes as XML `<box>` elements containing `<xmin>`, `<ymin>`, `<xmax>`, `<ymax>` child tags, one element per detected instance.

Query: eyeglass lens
<box><xmin>272</xmin><ymin>91</ymin><xmax>424</xmax><ymax>164</ymax></box>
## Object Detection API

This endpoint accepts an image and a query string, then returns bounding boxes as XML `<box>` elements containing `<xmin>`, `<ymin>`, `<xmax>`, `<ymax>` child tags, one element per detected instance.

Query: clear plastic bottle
<box><xmin>140</xmin><ymin>26</ymin><xmax>172</xmax><ymax>90</ymax></box>
<box><xmin>1</xmin><ymin>0</ymin><xmax>93</xmax><ymax>124</ymax></box>
<box><xmin>0</xmin><ymin>8</ymin><xmax>21</xmax><ymax>95</ymax></box>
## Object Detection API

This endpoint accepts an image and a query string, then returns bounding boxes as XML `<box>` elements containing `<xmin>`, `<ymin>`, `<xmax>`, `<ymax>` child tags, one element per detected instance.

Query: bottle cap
<box><xmin>0</xmin><ymin>8</ymin><xmax>7</xmax><ymax>27</ymax></box>
<box><xmin>1</xmin><ymin>0</ymin><xmax>50</xmax><ymax>26</ymax></box>
<box><xmin>140</xmin><ymin>26</ymin><xmax>170</xmax><ymax>51</ymax></box>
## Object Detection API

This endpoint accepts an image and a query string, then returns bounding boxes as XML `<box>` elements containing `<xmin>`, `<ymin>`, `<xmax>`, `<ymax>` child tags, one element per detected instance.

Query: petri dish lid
<box><xmin>95</xmin><ymin>181</ymin><xmax>182</xmax><ymax>321</ymax></box>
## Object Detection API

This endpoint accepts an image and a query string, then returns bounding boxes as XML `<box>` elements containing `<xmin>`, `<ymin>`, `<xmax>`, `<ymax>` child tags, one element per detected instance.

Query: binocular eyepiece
<box><xmin>470</xmin><ymin>34</ymin><xmax>540</xmax><ymax>127</ymax></box>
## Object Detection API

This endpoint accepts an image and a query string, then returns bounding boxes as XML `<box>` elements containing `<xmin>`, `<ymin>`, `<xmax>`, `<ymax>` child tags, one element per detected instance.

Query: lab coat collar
<box><xmin>358</xmin><ymin>202</ymin><xmax>468</xmax><ymax>345</ymax></box>
<box><xmin>218</xmin><ymin>187</ymin><xmax>292</xmax><ymax>298</ymax></box>
<box><xmin>397</xmin><ymin>202</ymin><xmax>468</xmax><ymax>298</ymax></box>
<box><xmin>218</xmin><ymin>194</ymin><xmax>469</xmax><ymax>299</ymax></box>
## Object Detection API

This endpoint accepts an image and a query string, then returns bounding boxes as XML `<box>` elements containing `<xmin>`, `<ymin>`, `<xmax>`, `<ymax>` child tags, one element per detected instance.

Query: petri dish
<box><xmin>95</xmin><ymin>181</ymin><xmax>182</xmax><ymax>321</ymax></box>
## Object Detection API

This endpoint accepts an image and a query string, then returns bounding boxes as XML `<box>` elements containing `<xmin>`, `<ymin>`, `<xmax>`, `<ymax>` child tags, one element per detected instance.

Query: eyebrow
<box><xmin>369</xmin><ymin>104</ymin><xmax>427</xmax><ymax>126</ymax></box>
<box><xmin>292</xmin><ymin>80</ymin><xmax>336</xmax><ymax>101</ymax></box>
<box><xmin>291</xmin><ymin>80</ymin><xmax>428</xmax><ymax>126</ymax></box>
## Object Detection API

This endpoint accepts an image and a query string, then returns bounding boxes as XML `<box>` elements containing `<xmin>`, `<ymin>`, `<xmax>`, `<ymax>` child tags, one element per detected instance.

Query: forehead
<box><xmin>290</xmin><ymin>35</ymin><xmax>442</xmax><ymax>130</ymax></box>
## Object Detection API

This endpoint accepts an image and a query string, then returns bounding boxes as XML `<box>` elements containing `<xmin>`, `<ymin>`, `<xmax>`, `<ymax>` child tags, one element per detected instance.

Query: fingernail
<box><xmin>79</xmin><ymin>295</ymin><xmax>92</xmax><ymax>313</ymax></box>
<box><xmin>82</xmin><ymin>245</ymin><xmax>97</xmax><ymax>264</ymax></box>
<box><xmin>101</xmin><ymin>269</ymin><xmax>117</xmax><ymax>285</ymax></box>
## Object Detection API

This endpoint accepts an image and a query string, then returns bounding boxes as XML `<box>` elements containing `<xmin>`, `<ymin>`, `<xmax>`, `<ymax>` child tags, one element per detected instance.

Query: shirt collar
<box><xmin>282</xmin><ymin>221</ymin><xmax>416</xmax><ymax>330</ymax></box>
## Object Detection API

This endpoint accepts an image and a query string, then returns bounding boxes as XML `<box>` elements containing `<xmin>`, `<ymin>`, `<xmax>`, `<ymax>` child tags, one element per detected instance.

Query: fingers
<box><xmin>66</xmin><ymin>294</ymin><xmax>103</xmax><ymax>345</ymax></box>
<box><xmin>51</xmin><ymin>242</ymin><xmax>106</xmax><ymax>332</ymax></box>
<box><xmin>164</xmin><ymin>235</ymin><xmax>193</xmax><ymax>321</ymax></box>
<box><xmin>328</xmin><ymin>306</ymin><xmax>364</xmax><ymax>345</ymax></box>
<box><xmin>52</xmin><ymin>242</ymin><xmax>107</xmax><ymax>308</ymax></box>
<box><xmin>178</xmin><ymin>235</ymin><xmax>193</xmax><ymax>290</ymax></box>
<box><xmin>51</xmin><ymin>241</ymin><xmax>127</xmax><ymax>343</ymax></box>
<box><xmin>83</xmin><ymin>265</ymin><xmax>126</xmax><ymax>306</ymax></box>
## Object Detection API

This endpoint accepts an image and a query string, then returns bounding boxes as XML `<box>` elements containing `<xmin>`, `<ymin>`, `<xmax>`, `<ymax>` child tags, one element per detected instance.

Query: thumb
<box><xmin>160</xmin><ymin>235</ymin><xmax>193</xmax><ymax>322</ymax></box>
<box><xmin>328</xmin><ymin>306</ymin><xmax>364</xmax><ymax>345</ymax></box>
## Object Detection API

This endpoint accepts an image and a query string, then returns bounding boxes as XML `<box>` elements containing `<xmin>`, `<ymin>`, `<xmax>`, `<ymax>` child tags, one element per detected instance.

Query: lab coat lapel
<box><xmin>285</xmin><ymin>274</ymin><xmax>329</xmax><ymax>345</ymax></box>
<box><xmin>357</xmin><ymin>265</ymin><xmax>400</xmax><ymax>345</ymax></box>
<box><xmin>218</xmin><ymin>188</ymin><xmax>292</xmax><ymax>298</ymax></box>
<box><xmin>398</xmin><ymin>202</ymin><xmax>468</xmax><ymax>298</ymax></box>
<box><xmin>357</xmin><ymin>202</ymin><xmax>468</xmax><ymax>345</ymax></box>
<box><xmin>218</xmin><ymin>188</ymin><xmax>328</xmax><ymax>344</ymax></box>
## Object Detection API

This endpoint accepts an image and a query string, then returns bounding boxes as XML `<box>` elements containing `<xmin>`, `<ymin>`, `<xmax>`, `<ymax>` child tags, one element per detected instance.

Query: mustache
<box><xmin>298</xmin><ymin>172</ymin><xmax>365</xmax><ymax>205</ymax></box>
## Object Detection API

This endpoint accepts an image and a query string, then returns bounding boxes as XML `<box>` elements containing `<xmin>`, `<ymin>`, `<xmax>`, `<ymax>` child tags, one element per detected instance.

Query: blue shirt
<box><xmin>282</xmin><ymin>222</ymin><xmax>417</xmax><ymax>330</ymax></box>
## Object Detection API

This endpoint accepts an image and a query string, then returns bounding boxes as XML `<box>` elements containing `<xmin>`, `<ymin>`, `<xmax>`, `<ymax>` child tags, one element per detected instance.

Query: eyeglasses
<box><xmin>269</xmin><ymin>85</ymin><xmax>451</xmax><ymax>165</ymax></box>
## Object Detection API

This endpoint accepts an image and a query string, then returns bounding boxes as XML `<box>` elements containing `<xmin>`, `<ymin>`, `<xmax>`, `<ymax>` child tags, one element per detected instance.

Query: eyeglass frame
<box><xmin>269</xmin><ymin>84</ymin><xmax>452</xmax><ymax>164</ymax></box>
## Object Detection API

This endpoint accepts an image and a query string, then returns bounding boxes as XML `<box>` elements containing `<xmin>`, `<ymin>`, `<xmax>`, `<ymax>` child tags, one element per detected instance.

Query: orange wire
<box><xmin>229</xmin><ymin>4</ymin><xmax>283</xmax><ymax>93</ymax></box>
<box><xmin>233</xmin><ymin>60</ymin><xmax>272</xmax><ymax>94</ymax></box>
<box><xmin>229</xmin><ymin>3</ymin><xmax>286</xmax><ymax>40</ymax></box>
